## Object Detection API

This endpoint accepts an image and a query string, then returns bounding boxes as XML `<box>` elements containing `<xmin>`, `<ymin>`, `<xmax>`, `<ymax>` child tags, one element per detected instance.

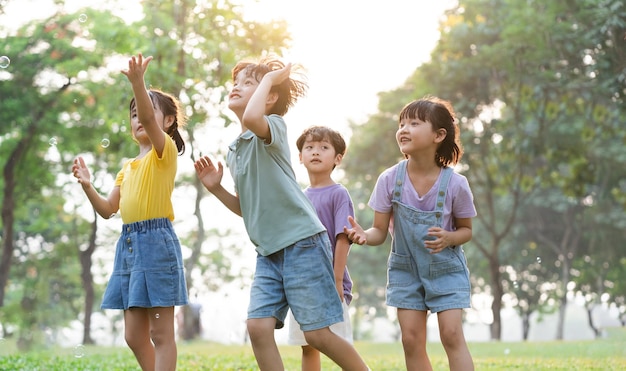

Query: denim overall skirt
<box><xmin>386</xmin><ymin>160</ymin><xmax>471</xmax><ymax>313</ymax></box>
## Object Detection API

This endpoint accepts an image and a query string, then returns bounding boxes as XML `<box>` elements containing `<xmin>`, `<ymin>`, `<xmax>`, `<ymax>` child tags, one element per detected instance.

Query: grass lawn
<box><xmin>1</xmin><ymin>328</ymin><xmax>624</xmax><ymax>370</ymax></box>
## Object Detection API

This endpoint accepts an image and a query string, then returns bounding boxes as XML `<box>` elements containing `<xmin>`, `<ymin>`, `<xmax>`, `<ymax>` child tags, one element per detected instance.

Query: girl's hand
<box><xmin>424</xmin><ymin>227</ymin><xmax>451</xmax><ymax>254</ymax></box>
<box><xmin>343</xmin><ymin>216</ymin><xmax>367</xmax><ymax>245</ymax></box>
<box><xmin>194</xmin><ymin>155</ymin><xmax>223</xmax><ymax>192</ymax></box>
<box><xmin>121</xmin><ymin>53</ymin><xmax>153</xmax><ymax>85</ymax></box>
<box><xmin>72</xmin><ymin>157</ymin><xmax>91</xmax><ymax>188</ymax></box>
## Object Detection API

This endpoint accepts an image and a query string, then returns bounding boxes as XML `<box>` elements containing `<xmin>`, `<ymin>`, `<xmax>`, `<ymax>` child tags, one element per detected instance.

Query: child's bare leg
<box><xmin>301</xmin><ymin>345</ymin><xmax>321</xmax><ymax>371</ymax></box>
<box><xmin>397</xmin><ymin>308</ymin><xmax>432</xmax><ymax>371</ymax></box>
<box><xmin>124</xmin><ymin>308</ymin><xmax>155</xmax><ymax>371</ymax></box>
<box><xmin>304</xmin><ymin>327</ymin><xmax>368</xmax><ymax>371</ymax></box>
<box><xmin>437</xmin><ymin>309</ymin><xmax>474</xmax><ymax>371</ymax></box>
<box><xmin>247</xmin><ymin>317</ymin><xmax>284</xmax><ymax>371</ymax></box>
<box><xmin>149</xmin><ymin>307</ymin><xmax>177</xmax><ymax>371</ymax></box>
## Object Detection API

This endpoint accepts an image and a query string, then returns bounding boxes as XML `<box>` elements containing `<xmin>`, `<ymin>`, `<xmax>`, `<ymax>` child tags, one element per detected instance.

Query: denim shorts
<box><xmin>386</xmin><ymin>245</ymin><xmax>471</xmax><ymax>313</ymax></box>
<box><xmin>101</xmin><ymin>218</ymin><xmax>188</xmax><ymax>310</ymax></box>
<box><xmin>248</xmin><ymin>232</ymin><xmax>344</xmax><ymax>331</ymax></box>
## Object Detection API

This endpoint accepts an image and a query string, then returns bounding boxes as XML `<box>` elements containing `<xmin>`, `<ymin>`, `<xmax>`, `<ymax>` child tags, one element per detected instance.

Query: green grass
<box><xmin>1</xmin><ymin>328</ymin><xmax>625</xmax><ymax>370</ymax></box>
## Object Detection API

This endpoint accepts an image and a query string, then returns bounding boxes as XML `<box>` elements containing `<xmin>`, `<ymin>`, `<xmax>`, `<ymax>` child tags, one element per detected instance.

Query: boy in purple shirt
<box><xmin>290</xmin><ymin>126</ymin><xmax>356</xmax><ymax>371</ymax></box>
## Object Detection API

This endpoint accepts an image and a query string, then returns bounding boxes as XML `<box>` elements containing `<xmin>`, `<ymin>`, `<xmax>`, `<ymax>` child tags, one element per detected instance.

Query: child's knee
<box><xmin>303</xmin><ymin>328</ymin><xmax>328</xmax><ymax>350</ymax></box>
<box><xmin>125</xmin><ymin>330</ymin><xmax>149</xmax><ymax>350</ymax></box>
<box><xmin>246</xmin><ymin>318</ymin><xmax>275</xmax><ymax>341</ymax></box>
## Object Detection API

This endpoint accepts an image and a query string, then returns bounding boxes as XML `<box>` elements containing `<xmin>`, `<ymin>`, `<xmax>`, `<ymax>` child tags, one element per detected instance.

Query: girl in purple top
<box><xmin>345</xmin><ymin>97</ymin><xmax>476</xmax><ymax>371</ymax></box>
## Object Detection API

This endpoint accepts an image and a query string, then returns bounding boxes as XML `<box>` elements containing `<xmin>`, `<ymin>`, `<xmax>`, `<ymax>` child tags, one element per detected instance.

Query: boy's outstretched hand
<box><xmin>344</xmin><ymin>216</ymin><xmax>367</xmax><ymax>245</ymax></box>
<box><xmin>194</xmin><ymin>155</ymin><xmax>224</xmax><ymax>192</ymax></box>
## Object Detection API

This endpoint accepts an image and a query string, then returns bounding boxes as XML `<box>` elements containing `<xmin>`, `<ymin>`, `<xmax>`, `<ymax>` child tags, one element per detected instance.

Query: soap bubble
<box><xmin>74</xmin><ymin>344</ymin><xmax>85</xmax><ymax>358</ymax></box>
<box><xmin>78</xmin><ymin>14</ymin><xmax>88</xmax><ymax>23</ymax></box>
<box><xmin>536</xmin><ymin>256</ymin><xmax>542</xmax><ymax>264</ymax></box>
<box><xmin>0</xmin><ymin>56</ymin><xmax>10</xmax><ymax>69</ymax></box>
<box><xmin>100</xmin><ymin>138</ymin><xmax>110</xmax><ymax>148</ymax></box>
<box><xmin>49</xmin><ymin>137</ymin><xmax>58</xmax><ymax>146</ymax></box>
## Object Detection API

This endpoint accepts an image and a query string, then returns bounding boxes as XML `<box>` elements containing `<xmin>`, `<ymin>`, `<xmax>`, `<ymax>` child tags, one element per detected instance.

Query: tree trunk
<box><xmin>79</xmin><ymin>214</ymin><xmax>98</xmax><ymax>345</ymax></box>
<box><xmin>522</xmin><ymin>312</ymin><xmax>530</xmax><ymax>340</ymax></box>
<box><xmin>179</xmin><ymin>150</ymin><xmax>206</xmax><ymax>341</ymax></box>
<box><xmin>489</xmin><ymin>255</ymin><xmax>503</xmax><ymax>340</ymax></box>
<box><xmin>0</xmin><ymin>124</ymin><xmax>37</xmax><ymax>306</ymax></box>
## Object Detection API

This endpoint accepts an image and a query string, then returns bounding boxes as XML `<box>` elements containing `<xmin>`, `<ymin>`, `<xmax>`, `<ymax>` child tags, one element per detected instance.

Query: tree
<box><xmin>343</xmin><ymin>0</ymin><xmax>626</xmax><ymax>341</ymax></box>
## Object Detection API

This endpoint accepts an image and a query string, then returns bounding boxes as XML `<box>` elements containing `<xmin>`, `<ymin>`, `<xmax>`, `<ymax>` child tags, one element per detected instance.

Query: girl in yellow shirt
<box><xmin>72</xmin><ymin>53</ymin><xmax>188</xmax><ymax>371</ymax></box>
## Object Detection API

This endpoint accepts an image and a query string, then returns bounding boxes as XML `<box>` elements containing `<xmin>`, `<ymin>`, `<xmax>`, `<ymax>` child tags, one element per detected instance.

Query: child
<box><xmin>289</xmin><ymin>126</ymin><xmax>356</xmax><ymax>370</ymax></box>
<box><xmin>72</xmin><ymin>53</ymin><xmax>188</xmax><ymax>371</ymax></box>
<box><xmin>194</xmin><ymin>57</ymin><xmax>369</xmax><ymax>371</ymax></box>
<box><xmin>345</xmin><ymin>97</ymin><xmax>476</xmax><ymax>371</ymax></box>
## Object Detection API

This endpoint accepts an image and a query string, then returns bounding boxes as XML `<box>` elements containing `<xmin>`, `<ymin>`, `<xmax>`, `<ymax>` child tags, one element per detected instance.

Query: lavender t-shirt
<box><xmin>368</xmin><ymin>163</ymin><xmax>476</xmax><ymax>235</ymax></box>
<box><xmin>304</xmin><ymin>184</ymin><xmax>354</xmax><ymax>304</ymax></box>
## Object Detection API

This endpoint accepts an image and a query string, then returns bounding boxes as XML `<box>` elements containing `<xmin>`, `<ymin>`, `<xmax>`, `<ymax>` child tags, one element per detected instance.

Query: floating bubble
<box><xmin>155</xmin><ymin>313</ymin><xmax>160</xmax><ymax>319</ymax></box>
<box><xmin>78</xmin><ymin>14</ymin><xmax>88</xmax><ymax>23</ymax></box>
<box><xmin>504</xmin><ymin>348</ymin><xmax>510</xmax><ymax>355</ymax></box>
<box><xmin>513</xmin><ymin>281</ymin><xmax>519</xmax><ymax>289</ymax></box>
<box><xmin>74</xmin><ymin>344</ymin><xmax>85</xmax><ymax>358</ymax></box>
<box><xmin>100</xmin><ymin>138</ymin><xmax>110</xmax><ymax>148</ymax></box>
<box><xmin>48</xmin><ymin>137</ymin><xmax>57</xmax><ymax>146</ymax></box>
<box><xmin>536</xmin><ymin>256</ymin><xmax>542</xmax><ymax>264</ymax></box>
<box><xmin>0</xmin><ymin>56</ymin><xmax>9</xmax><ymax>69</ymax></box>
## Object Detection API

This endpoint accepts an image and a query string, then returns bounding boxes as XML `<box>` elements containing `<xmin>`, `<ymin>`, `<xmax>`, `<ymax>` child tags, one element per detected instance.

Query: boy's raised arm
<box><xmin>242</xmin><ymin>63</ymin><xmax>292</xmax><ymax>141</ymax></box>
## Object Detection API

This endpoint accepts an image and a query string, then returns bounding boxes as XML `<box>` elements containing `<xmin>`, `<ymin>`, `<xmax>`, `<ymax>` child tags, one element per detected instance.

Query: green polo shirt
<box><xmin>226</xmin><ymin>114</ymin><xmax>325</xmax><ymax>256</ymax></box>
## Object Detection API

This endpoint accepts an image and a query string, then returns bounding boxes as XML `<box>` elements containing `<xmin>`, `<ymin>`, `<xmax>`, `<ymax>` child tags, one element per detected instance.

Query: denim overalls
<box><xmin>386</xmin><ymin>160</ymin><xmax>471</xmax><ymax>313</ymax></box>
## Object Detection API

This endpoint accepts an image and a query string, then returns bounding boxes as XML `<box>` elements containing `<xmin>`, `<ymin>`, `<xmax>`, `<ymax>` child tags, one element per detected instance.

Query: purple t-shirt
<box><xmin>368</xmin><ymin>163</ymin><xmax>476</xmax><ymax>235</ymax></box>
<box><xmin>304</xmin><ymin>184</ymin><xmax>354</xmax><ymax>304</ymax></box>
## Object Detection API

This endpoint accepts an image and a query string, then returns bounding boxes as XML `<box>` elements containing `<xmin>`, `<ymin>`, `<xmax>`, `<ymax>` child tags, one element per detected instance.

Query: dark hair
<box><xmin>296</xmin><ymin>126</ymin><xmax>346</xmax><ymax>169</ymax></box>
<box><xmin>398</xmin><ymin>96</ymin><xmax>462</xmax><ymax>166</ymax></box>
<box><xmin>231</xmin><ymin>56</ymin><xmax>307</xmax><ymax>116</ymax></box>
<box><xmin>129</xmin><ymin>89</ymin><xmax>187</xmax><ymax>155</ymax></box>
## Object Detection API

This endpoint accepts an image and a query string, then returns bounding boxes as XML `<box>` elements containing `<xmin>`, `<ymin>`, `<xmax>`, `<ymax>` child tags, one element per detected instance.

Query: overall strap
<box><xmin>434</xmin><ymin>167</ymin><xmax>453</xmax><ymax>221</ymax></box>
<box><xmin>392</xmin><ymin>160</ymin><xmax>408</xmax><ymax>203</ymax></box>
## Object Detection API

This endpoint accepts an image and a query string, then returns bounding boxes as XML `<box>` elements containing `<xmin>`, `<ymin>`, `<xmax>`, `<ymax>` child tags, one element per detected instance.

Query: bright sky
<box><xmin>242</xmin><ymin>0</ymin><xmax>455</xmax><ymax>123</ymax></box>
<box><xmin>2</xmin><ymin>0</ymin><xmax>454</xmax><ymax>129</ymax></box>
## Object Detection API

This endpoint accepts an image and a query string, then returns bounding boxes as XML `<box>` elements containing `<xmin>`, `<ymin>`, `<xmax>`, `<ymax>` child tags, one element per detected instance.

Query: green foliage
<box><xmin>341</xmin><ymin>0</ymin><xmax>626</xmax><ymax>340</ymax></box>
<box><xmin>1</xmin><ymin>0</ymin><xmax>296</xmax><ymax>348</ymax></box>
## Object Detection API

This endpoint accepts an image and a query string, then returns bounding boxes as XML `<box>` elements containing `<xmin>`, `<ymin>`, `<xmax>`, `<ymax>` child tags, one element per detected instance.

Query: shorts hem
<box><xmin>429</xmin><ymin>303</ymin><xmax>470</xmax><ymax>313</ymax></box>
<box><xmin>101</xmin><ymin>300</ymin><xmax>188</xmax><ymax>310</ymax></box>
<box><xmin>299</xmin><ymin>315</ymin><xmax>344</xmax><ymax>332</ymax></box>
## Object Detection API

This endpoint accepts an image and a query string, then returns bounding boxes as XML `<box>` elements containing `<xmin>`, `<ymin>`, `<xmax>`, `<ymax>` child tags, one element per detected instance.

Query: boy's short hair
<box><xmin>231</xmin><ymin>56</ymin><xmax>307</xmax><ymax>116</ymax></box>
<box><xmin>296</xmin><ymin>126</ymin><xmax>347</xmax><ymax>156</ymax></box>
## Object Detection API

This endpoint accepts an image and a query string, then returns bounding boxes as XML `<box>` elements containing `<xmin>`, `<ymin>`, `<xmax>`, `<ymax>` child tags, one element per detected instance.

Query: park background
<box><xmin>0</xmin><ymin>0</ymin><xmax>624</xmax><ymax>354</ymax></box>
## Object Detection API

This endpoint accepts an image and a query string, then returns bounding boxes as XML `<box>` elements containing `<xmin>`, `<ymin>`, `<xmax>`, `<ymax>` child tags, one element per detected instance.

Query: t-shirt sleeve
<box><xmin>114</xmin><ymin>161</ymin><xmax>130</xmax><ymax>187</ymax></box>
<box><xmin>451</xmin><ymin>175</ymin><xmax>477</xmax><ymax>219</ymax></box>
<box><xmin>368</xmin><ymin>166</ymin><xmax>395</xmax><ymax>213</ymax></box>
<box><xmin>333</xmin><ymin>186</ymin><xmax>355</xmax><ymax>238</ymax></box>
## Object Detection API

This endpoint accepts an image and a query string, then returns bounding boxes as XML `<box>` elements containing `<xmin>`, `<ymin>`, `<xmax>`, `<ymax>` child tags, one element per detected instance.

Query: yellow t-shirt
<box><xmin>115</xmin><ymin>132</ymin><xmax>177</xmax><ymax>224</ymax></box>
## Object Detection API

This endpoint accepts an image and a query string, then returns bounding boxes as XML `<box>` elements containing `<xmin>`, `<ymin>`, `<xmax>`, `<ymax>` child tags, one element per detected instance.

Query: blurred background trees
<box><xmin>0</xmin><ymin>0</ymin><xmax>624</xmax><ymax>351</ymax></box>
<box><xmin>344</xmin><ymin>0</ymin><xmax>626</xmax><ymax>341</ymax></box>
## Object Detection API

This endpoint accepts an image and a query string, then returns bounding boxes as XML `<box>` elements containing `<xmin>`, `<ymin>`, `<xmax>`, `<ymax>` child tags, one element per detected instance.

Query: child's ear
<box><xmin>435</xmin><ymin>128</ymin><xmax>447</xmax><ymax>143</ymax></box>
<box><xmin>164</xmin><ymin>115</ymin><xmax>175</xmax><ymax>130</ymax></box>
<box><xmin>335</xmin><ymin>153</ymin><xmax>343</xmax><ymax>167</ymax></box>
<box><xmin>299</xmin><ymin>152</ymin><xmax>303</xmax><ymax>163</ymax></box>
<box><xmin>266</xmin><ymin>91</ymin><xmax>279</xmax><ymax>106</ymax></box>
